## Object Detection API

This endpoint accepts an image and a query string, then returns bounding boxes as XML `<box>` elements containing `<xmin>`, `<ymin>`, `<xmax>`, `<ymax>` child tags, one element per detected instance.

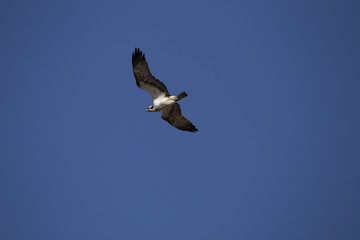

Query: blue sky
<box><xmin>1</xmin><ymin>0</ymin><xmax>359</xmax><ymax>239</ymax></box>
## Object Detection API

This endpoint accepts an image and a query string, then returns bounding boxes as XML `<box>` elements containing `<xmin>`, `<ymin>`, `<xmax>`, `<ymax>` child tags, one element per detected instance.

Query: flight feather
<box><xmin>161</xmin><ymin>103</ymin><xmax>198</xmax><ymax>132</ymax></box>
<box><xmin>132</xmin><ymin>48</ymin><xmax>170</xmax><ymax>99</ymax></box>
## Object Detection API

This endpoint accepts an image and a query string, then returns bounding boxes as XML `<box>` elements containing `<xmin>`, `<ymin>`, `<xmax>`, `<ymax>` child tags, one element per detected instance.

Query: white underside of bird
<box><xmin>149</xmin><ymin>95</ymin><xmax>177</xmax><ymax>112</ymax></box>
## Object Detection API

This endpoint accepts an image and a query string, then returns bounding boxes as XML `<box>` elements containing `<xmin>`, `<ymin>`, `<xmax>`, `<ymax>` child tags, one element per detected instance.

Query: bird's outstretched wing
<box><xmin>161</xmin><ymin>103</ymin><xmax>198</xmax><ymax>133</ymax></box>
<box><xmin>132</xmin><ymin>48</ymin><xmax>170</xmax><ymax>99</ymax></box>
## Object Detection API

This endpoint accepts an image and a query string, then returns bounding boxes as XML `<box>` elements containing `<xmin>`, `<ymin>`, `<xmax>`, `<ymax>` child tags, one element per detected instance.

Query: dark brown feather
<box><xmin>132</xmin><ymin>48</ymin><xmax>170</xmax><ymax>96</ymax></box>
<box><xmin>161</xmin><ymin>103</ymin><xmax>198</xmax><ymax>133</ymax></box>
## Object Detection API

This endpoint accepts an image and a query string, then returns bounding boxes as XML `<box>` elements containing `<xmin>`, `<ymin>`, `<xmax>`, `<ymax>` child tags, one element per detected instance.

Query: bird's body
<box><xmin>132</xmin><ymin>48</ymin><xmax>198</xmax><ymax>132</ymax></box>
<box><xmin>150</xmin><ymin>92</ymin><xmax>187</xmax><ymax>112</ymax></box>
<box><xmin>151</xmin><ymin>96</ymin><xmax>176</xmax><ymax>112</ymax></box>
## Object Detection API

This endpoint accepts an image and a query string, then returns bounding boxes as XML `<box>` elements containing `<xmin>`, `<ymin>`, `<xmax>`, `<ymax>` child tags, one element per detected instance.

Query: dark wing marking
<box><xmin>161</xmin><ymin>103</ymin><xmax>198</xmax><ymax>133</ymax></box>
<box><xmin>132</xmin><ymin>48</ymin><xmax>170</xmax><ymax>98</ymax></box>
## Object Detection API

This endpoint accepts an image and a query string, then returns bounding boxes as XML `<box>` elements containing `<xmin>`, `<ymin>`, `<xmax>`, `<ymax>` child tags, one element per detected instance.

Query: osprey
<box><xmin>132</xmin><ymin>48</ymin><xmax>198</xmax><ymax>133</ymax></box>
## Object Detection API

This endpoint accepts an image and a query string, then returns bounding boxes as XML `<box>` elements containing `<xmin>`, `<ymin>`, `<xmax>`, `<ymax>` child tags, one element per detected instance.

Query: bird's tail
<box><xmin>176</xmin><ymin>92</ymin><xmax>188</xmax><ymax>101</ymax></box>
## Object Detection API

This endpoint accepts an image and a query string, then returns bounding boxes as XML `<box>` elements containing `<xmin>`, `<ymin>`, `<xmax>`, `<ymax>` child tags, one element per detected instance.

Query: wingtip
<box><xmin>191</xmin><ymin>127</ymin><xmax>198</xmax><ymax>133</ymax></box>
<box><xmin>185</xmin><ymin>124</ymin><xmax>198</xmax><ymax>133</ymax></box>
<box><xmin>134</xmin><ymin>47</ymin><xmax>140</xmax><ymax>54</ymax></box>
<box><xmin>179</xmin><ymin>127</ymin><xmax>198</xmax><ymax>133</ymax></box>
<box><xmin>132</xmin><ymin>47</ymin><xmax>146</xmax><ymax>66</ymax></box>
<box><xmin>133</xmin><ymin>47</ymin><xmax>143</xmax><ymax>56</ymax></box>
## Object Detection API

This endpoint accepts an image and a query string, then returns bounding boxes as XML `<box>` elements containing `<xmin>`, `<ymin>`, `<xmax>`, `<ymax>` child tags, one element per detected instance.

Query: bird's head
<box><xmin>146</xmin><ymin>105</ymin><xmax>158</xmax><ymax>112</ymax></box>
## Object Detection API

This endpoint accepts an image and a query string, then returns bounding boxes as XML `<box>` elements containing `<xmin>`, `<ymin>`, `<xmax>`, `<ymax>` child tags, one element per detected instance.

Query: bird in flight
<box><xmin>132</xmin><ymin>48</ymin><xmax>198</xmax><ymax>133</ymax></box>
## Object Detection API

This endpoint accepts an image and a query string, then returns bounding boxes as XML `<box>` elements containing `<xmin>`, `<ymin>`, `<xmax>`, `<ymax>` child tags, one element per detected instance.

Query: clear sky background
<box><xmin>1</xmin><ymin>0</ymin><xmax>359</xmax><ymax>239</ymax></box>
